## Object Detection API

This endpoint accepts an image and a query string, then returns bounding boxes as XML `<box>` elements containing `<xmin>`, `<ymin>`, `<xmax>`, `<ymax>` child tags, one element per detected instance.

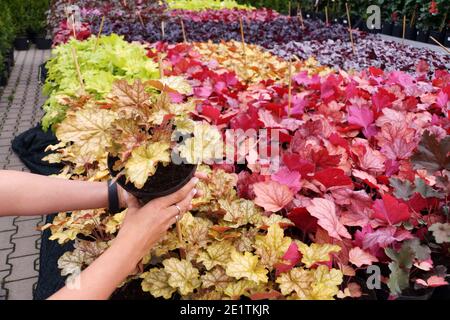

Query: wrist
<box><xmin>108</xmin><ymin>235</ymin><xmax>142</xmax><ymax>275</ymax></box>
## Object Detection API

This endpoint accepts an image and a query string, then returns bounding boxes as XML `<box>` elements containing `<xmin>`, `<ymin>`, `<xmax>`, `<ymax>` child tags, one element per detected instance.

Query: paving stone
<box><xmin>0</xmin><ymin>132</ymin><xmax>15</xmax><ymax>140</ymax></box>
<box><xmin>0</xmin><ymin>154</ymin><xmax>9</xmax><ymax>163</ymax></box>
<box><xmin>0</xmin><ymin>231</ymin><xmax>15</xmax><ymax>250</ymax></box>
<box><xmin>12</xmin><ymin>219</ymin><xmax>42</xmax><ymax>239</ymax></box>
<box><xmin>7</xmin><ymin>159</ymin><xmax>24</xmax><ymax>167</ymax></box>
<box><xmin>3</xmin><ymin>277</ymin><xmax>37</xmax><ymax>300</ymax></box>
<box><xmin>0</xmin><ymin>216</ymin><xmax>15</xmax><ymax>232</ymax></box>
<box><xmin>0</xmin><ymin>249</ymin><xmax>11</xmax><ymax>270</ymax></box>
<box><xmin>7</xmin><ymin>165</ymin><xmax>27</xmax><ymax>171</ymax></box>
<box><xmin>0</xmin><ymin>139</ymin><xmax>11</xmax><ymax>146</ymax></box>
<box><xmin>0</xmin><ymin>124</ymin><xmax>15</xmax><ymax>131</ymax></box>
<box><xmin>0</xmin><ymin>48</ymin><xmax>51</xmax><ymax>299</ymax></box>
<box><xmin>9</xmin><ymin>235</ymin><xmax>40</xmax><ymax>258</ymax></box>
<box><xmin>0</xmin><ymin>270</ymin><xmax>9</xmax><ymax>281</ymax></box>
<box><xmin>0</xmin><ymin>146</ymin><xmax>12</xmax><ymax>154</ymax></box>
<box><xmin>2</xmin><ymin>119</ymin><xmax>17</xmax><ymax>126</ymax></box>
<box><xmin>4</xmin><ymin>254</ymin><xmax>39</xmax><ymax>282</ymax></box>
<box><xmin>15</xmin><ymin>216</ymin><xmax>43</xmax><ymax>222</ymax></box>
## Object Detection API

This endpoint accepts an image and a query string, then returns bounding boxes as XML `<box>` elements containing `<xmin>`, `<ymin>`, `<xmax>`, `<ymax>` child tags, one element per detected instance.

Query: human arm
<box><xmin>48</xmin><ymin>176</ymin><xmax>200</xmax><ymax>300</ymax></box>
<box><xmin>0</xmin><ymin>170</ymin><xmax>127</xmax><ymax>216</ymax></box>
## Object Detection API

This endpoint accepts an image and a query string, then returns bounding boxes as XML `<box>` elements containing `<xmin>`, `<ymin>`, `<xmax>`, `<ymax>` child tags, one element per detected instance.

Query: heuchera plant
<box><xmin>45</xmin><ymin>73</ymin><xmax>223</xmax><ymax>189</ymax></box>
<box><xmin>42</xmin><ymin>35</ymin><xmax>160</xmax><ymax>131</ymax></box>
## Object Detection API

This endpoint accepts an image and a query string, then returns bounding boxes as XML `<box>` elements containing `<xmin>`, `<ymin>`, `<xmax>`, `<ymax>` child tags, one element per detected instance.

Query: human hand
<box><xmin>117</xmin><ymin>184</ymin><xmax>138</xmax><ymax>209</ymax></box>
<box><xmin>113</xmin><ymin>172</ymin><xmax>206</xmax><ymax>267</ymax></box>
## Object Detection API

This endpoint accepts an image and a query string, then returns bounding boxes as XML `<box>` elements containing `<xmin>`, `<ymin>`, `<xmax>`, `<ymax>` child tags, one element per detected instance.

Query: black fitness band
<box><xmin>107</xmin><ymin>179</ymin><xmax>121</xmax><ymax>214</ymax></box>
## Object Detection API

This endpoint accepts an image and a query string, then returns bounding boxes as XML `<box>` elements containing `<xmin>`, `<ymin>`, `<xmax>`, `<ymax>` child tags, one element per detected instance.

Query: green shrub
<box><xmin>0</xmin><ymin>1</ymin><xmax>15</xmax><ymax>80</ymax></box>
<box><xmin>27</xmin><ymin>0</ymin><xmax>51</xmax><ymax>35</ymax></box>
<box><xmin>5</xmin><ymin>0</ymin><xmax>28</xmax><ymax>36</ymax></box>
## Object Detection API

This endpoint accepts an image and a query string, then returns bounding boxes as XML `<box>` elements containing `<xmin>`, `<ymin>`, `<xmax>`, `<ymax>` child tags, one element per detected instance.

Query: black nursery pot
<box><xmin>445</xmin><ymin>30</ymin><xmax>450</xmax><ymax>47</ymax></box>
<box><xmin>391</xmin><ymin>24</ymin><xmax>402</xmax><ymax>38</ymax></box>
<box><xmin>396</xmin><ymin>288</ymin><xmax>434</xmax><ymax>301</ymax></box>
<box><xmin>0</xmin><ymin>72</ymin><xmax>7</xmax><ymax>87</ymax></box>
<box><xmin>405</xmin><ymin>26</ymin><xmax>417</xmax><ymax>40</ymax></box>
<box><xmin>27</xmin><ymin>31</ymin><xmax>37</xmax><ymax>44</ymax></box>
<box><xmin>428</xmin><ymin>30</ymin><xmax>445</xmax><ymax>45</ymax></box>
<box><xmin>381</xmin><ymin>22</ymin><xmax>393</xmax><ymax>35</ymax></box>
<box><xmin>303</xmin><ymin>11</ymin><xmax>316</xmax><ymax>20</ymax></box>
<box><xmin>366</xmin><ymin>23</ymin><xmax>381</xmax><ymax>34</ymax></box>
<box><xmin>38</xmin><ymin>62</ymin><xmax>48</xmax><ymax>85</ymax></box>
<box><xmin>7</xmin><ymin>49</ymin><xmax>14</xmax><ymax>67</ymax></box>
<box><xmin>416</xmin><ymin>29</ymin><xmax>430</xmax><ymax>43</ymax></box>
<box><xmin>36</xmin><ymin>37</ymin><xmax>52</xmax><ymax>50</ymax></box>
<box><xmin>353</xmin><ymin>16</ymin><xmax>367</xmax><ymax>31</ymax></box>
<box><xmin>316</xmin><ymin>13</ymin><xmax>325</xmax><ymax>22</ymax></box>
<box><xmin>14</xmin><ymin>37</ymin><xmax>30</xmax><ymax>51</ymax></box>
<box><xmin>108</xmin><ymin>155</ymin><xmax>197</xmax><ymax>205</ymax></box>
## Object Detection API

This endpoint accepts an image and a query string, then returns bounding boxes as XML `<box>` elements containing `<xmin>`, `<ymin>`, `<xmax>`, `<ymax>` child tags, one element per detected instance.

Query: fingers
<box><xmin>158</xmin><ymin>177</ymin><xmax>199</xmax><ymax>208</ymax></box>
<box><xmin>125</xmin><ymin>193</ymin><xmax>140</xmax><ymax>209</ymax></box>
<box><xmin>194</xmin><ymin>171</ymin><xmax>208</xmax><ymax>180</ymax></box>
<box><xmin>165</xmin><ymin>188</ymin><xmax>197</xmax><ymax>222</ymax></box>
<box><xmin>117</xmin><ymin>185</ymin><xmax>140</xmax><ymax>209</ymax></box>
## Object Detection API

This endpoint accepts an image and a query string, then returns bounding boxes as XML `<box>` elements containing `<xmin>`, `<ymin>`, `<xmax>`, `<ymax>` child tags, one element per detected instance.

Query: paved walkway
<box><xmin>0</xmin><ymin>47</ymin><xmax>51</xmax><ymax>300</ymax></box>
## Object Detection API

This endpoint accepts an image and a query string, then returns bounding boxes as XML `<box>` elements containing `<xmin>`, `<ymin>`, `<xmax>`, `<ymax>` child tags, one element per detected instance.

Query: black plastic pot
<box><xmin>354</xmin><ymin>16</ymin><xmax>367</xmax><ymax>32</ymax></box>
<box><xmin>445</xmin><ymin>30</ymin><xmax>450</xmax><ymax>48</ymax></box>
<box><xmin>397</xmin><ymin>288</ymin><xmax>434</xmax><ymax>301</ymax></box>
<box><xmin>14</xmin><ymin>37</ymin><xmax>30</xmax><ymax>51</ymax></box>
<box><xmin>428</xmin><ymin>30</ymin><xmax>445</xmax><ymax>45</ymax></box>
<box><xmin>303</xmin><ymin>11</ymin><xmax>316</xmax><ymax>20</ymax></box>
<box><xmin>367</xmin><ymin>27</ymin><xmax>381</xmax><ymax>34</ymax></box>
<box><xmin>107</xmin><ymin>155</ymin><xmax>197</xmax><ymax>205</ymax></box>
<box><xmin>381</xmin><ymin>22</ymin><xmax>393</xmax><ymax>35</ymax></box>
<box><xmin>27</xmin><ymin>31</ymin><xmax>38</xmax><ymax>44</ymax></box>
<box><xmin>7</xmin><ymin>49</ymin><xmax>14</xmax><ymax>67</ymax></box>
<box><xmin>405</xmin><ymin>26</ymin><xmax>417</xmax><ymax>40</ymax></box>
<box><xmin>316</xmin><ymin>13</ymin><xmax>325</xmax><ymax>22</ymax></box>
<box><xmin>36</xmin><ymin>37</ymin><xmax>52</xmax><ymax>50</ymax></box>
<box><xmin>339</xmin><ymin>17</ymin><xmax>350</xmax><ymax>27</ymax></box>
<box><xmin>0</xmin><ymin>72</ymin><xmax>7</xmax><ymax>87</ymax></box>
<box><xmin>38</xmin><ymin>62</ymin><xmax>48</xmax><ymax>85</ymax></box>
<box><xmin>416</xmin><ymin>29</ymin><xmax>430</xmax><ymax>43</ymax></box>
<box><xmin>392</xmin><ymin>24</ymin><xmax>403</xmax><ymax>38</ymax></box>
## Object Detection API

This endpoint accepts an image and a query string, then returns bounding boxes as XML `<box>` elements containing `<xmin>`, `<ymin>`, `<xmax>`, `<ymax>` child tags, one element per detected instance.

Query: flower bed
<box><xmin>41</xmin><ymin>35</ymin><xmax>450</xmax><ymax>300</ymax></box>
<box><xmin>270</xmin><ymin>37</ymin><xmax>450</xmax><ymax>76</ymax></box>
<box><xmin>167</xmin><ymin>0</ymin><xmax>252</xmax><ymax>11</ymax></box>
<box><xmin>52</xmin><ymin>7</ymin><xmax>356</xmax><ymax>47</ymax></box>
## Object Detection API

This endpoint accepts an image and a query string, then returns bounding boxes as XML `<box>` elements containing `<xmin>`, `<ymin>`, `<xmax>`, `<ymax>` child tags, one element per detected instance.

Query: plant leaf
<box><xmin>141</xmin><ymin>268</ymin><xmax>176</xmax><ymax>299</ymax></box>
<box><xmin>306</xmin><ymin>198</ymin><xmax>351</xmax><ymax>240</ymax></box>
<box><xmin>297</xmin><ymin>241</ymin><xmax>341</xmax><ymax>268</ymax></box>
<box><xmin>200</xmin><ymin>267</ymin><xmax>233</xmax><ymax>291</ymax></box>
<box><xmin>163</xmin><ymin>258</ymin><xmax>201</xmax><ymax>296</ymax></box>
<box><xmin>253</xmin><ymin>180</ymin><xmax>294</xmax><ymax>212</ymax></box>
<box><xmin>197</xmin><ymin>241</ymin><xmax>235</xmax><ymax>271</ymax></box>
<box><xmin>348</xmin><ymin>247</ymin><xmax>378</xmax><ymax>267</ymax></box>
<box><xmin>178</xmin><ymin>123</ymin><xmax>223</xmax><ymax>164</ymax></box>
<box><xmin>56</xmin><ymin>107</ymin><xmax>117</xmax><ymax>159</ymax></box>
<box><xmin>219</xmin><ymin>198</ymin><xmax>263</xmax><ymax>228</ymax></box>
<box><xmin>254</xmin><ymin>224</ymin><xmax>292</xmax><ymax>269</ymax></box>
<box><xmin>372</xmin><ymin>194</ymin><xmax>411</xmax><ymax>226</ymax></box>
<box><xmin>275</xmin><ymin>267</ymin><xmax>313</xmax><ymax>298</ymax></box>
<box><xmin>225</xmin><ymin>251</ymin><xmax>268</xmax><ymax>284</ymax></box>
<box><xmin>124</xmin><ymin>141</ymin><xmax>171</xmax><ymax>189</ymax></box>
<box><xmin>413</xmin><ymin>177</ymin><xmax>445</xmax><ymax>199</ymax></box>
<box><xmin>429</xmin><ymin>223</ymin><xmax>450</xmax><ymax>244</ymax></box>
<box><xmin>389</xmin><ymin>177</ymin><xmax>415</xmax><ymax>201</ymax></box>
<box><xmin>411</xmin><ymin>131</ymin><xmax>450</xmax><ymax>173</ymax></box>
